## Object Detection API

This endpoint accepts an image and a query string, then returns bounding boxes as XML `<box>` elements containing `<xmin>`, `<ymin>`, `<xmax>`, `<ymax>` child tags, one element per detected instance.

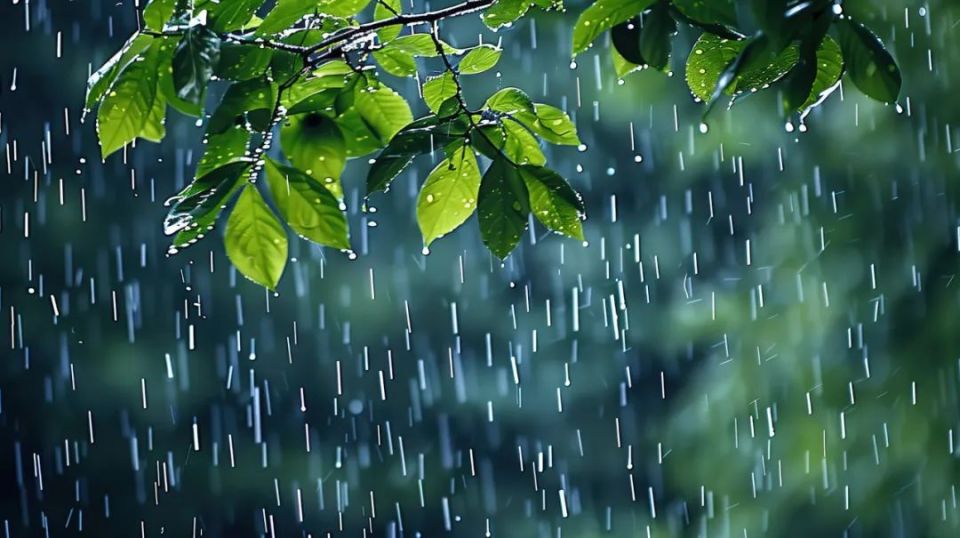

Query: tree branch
<box><xmin>304</xmin><ymin>0</ymin><xmax>497</xmax><ymax>61</ymax></box>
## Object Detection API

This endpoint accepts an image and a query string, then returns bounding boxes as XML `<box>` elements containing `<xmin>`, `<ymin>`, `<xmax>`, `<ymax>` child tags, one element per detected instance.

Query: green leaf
<box><xmin>639</xmin><ymin>1</ymin><xmax>676</xmax><ymax>71</ymax></box>
<box><xmin>165</xmin><ymin>161</ymin><xmax>248</xmax><ymax>239</ymax></box>
<box><xmin>156</xmin><ymin>37</ymin><xmax>204</xmax><ymax>117</ymax></box>
<box><xmin>196</xmin><ymin>127</ymin><xmax>251</xmax><ymax>178</ymax></box>
<box><xmin>572</xmin><ymin>0</ymin><xmax>655</xmax><ymax>55</ymax></box>
<box><xmin>671</xmin><ymin>0</ymin><xmax>737</xmax><ymax>28</ymax></box>
<box><xmin>354</xmin><ymin>84</ymin><xmax>414</xmax><ymax>142</ymax></box>
<box><xmin>516</xmin><ymin>104</ymin><xmax>580</xmax><ymax>146</ymax></box>
<box><xmin>173</xmin><ymin>26</ymin><xmax>221</xmax><ymax>105</ymax></box>
<box><xmin>373</xmin><ymin>48</ymin><xmax>418</xmax><ymax>77</ymax></box>
<box><xmin>611</xmin><ymin>19</ymin><xmax>645</xmax><ymax>65</ymax></box>
<box><xmin>519</xmin><ymin>165</ymin><xmax>584</xmax><ymax>240</ymax></box>
<box><xmin>611</xmin><ymin>47</ymin><xmax>643</xmax><ymax>78</ymax></box>
<box><xmin>210</xmin><ymin>0</ymin><xmax>263</xmax><ymax>32</ymax></box>
<box><xmin>685</xmin><ymin>33</ymin><xmax>798</xmax><ymax>103</ymax></box>
<box><xmin>208</xmin><ymin>78</ymin><xmax>277</xmax><ymax>134</ymax></box>
<box><xmin>257</xmin><ymin>0</ymin><xmax>370</xmax><ymax>35</ymax></box>
<box><xmin>835</xmin><ymin>18</ymin><xmax>901</xmax><ymax>103</ymax></box>
<box><xmin>422</xmin><ymin>72</ymin><xmax>459</xmax><ymax>113</ymax></box>
<box><xmin>459</xmin><ymin>45</ymin><xmax>502</xmax><ymax>75</ymax></box>
<box><xmin>375</xmin><ymin>0</ymin><xmax>403</xmax><ymax>42</ymax></box>
<box><xmin>84</xmin><ymin>33</ymin><xmax>153</xmax><ymax>114</ymax></box>
<box><xmin>333</xmin><ymin>108</ymin><xmax>385</xmax><ymax>157</ymax></box>
<box><xmin>416</xmin><ymin>143</ymin><xmax>481</xmax><ymax>246</ymax></box>
<box><xmin>225</xmin><ymin>184</ymin><xmax>288</xmax><ymax>290</ymax></box>
<box><xmin>484</xmin><ymin>87</ymin><xmax>535</xmax><ymax>115</ymax></box>
<box><xmin>96</xmin><ymin>43</ymin><xmax>163</xmax><ymax>158</ymax></box>
<box><xmin>281</xmin><ymin>63</ymin><xmax>353</xmax><ymax>109</ymax></box>
<box><xmin>388</xmin><ymin>34</ymin><xmax>461</xmax><ymax>57</ymax></box>
<box><xmin>143</xmin><ymin>0</ymin><xmax>179</xmax><ymax>31</ymax></box>
<box><xmin>481</xmin><ymin>0</ymin><xmax>530</xmax><ymax>30</ymax></box>
<box><xmin>264</xmin><ymin>159</ymin><xmax>350</xmax><ymax>250</ymax></box>
<box><xmin>477</xmin><ymin>121</ymin><xmax>546</xmax><ymax>166</ymax></box>
<box><xmin>366</xmin><ymin>116</ymin><xmax>468</xmax><ymax>195</ymax></box>
<box><xmin>280</xmin><ymin>113</ymin><xmax>347</xmax><ymax>198</ymax></box>
<box><xmin>215</xmin><ymin>42</ymin><xmax>273</xmax><ymax>81</ymax></box>
<box><xmin>140</xmin><ymin>89</ymin><xmax>168</xmax><ymax>142</ymax></box>
<box><xmin>799</xmin><ymin>35</ymin><xmax>843</xmax><ymax>113</ymax></box>
<box><xmin>478</xmin><ymin>156</ymin><xmax>529</xmax><ymax>259</ymax></box>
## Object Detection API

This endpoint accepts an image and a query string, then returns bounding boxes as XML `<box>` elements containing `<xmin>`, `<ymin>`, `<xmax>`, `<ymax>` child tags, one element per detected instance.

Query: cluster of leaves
<box><xmin>84</xmin><ymin>0</ymin><xmax>580</xmax><ymax>288</ymax></box>
<box><xmin>573</xmin><ymin>0</ymin><xmax>902</xmax><ymax>117</ymax></box>
<box><xmin>84</xmin><ymin>0</ymin><xmax>901</xmax><ymax>288</ymax></box>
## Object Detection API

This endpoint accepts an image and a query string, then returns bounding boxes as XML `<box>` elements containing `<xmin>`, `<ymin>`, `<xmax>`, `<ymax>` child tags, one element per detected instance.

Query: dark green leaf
<box><xmin>478</xmin><ymin>156</ymin><xmax>529</xmax><ymax>259</ymax></box>
<box><xmin>836</xmin><ymin>18</ymin><xmax>901</xmax><ymax>103</ymax></box>
<box><xmin>208</xmin><ymin>79</ymin><xmax>277</xmax><ymax>134</ymax></box>
<box><xmin>264</xmin><ymin>159</ymin><xmax>350</xmax><ymax>250</ymax></box>
<box><xmin>210</xmin><ymin>0</ymin><xmax>263</xmax><ymax>32</ymax></box>
<box><xmin>215</xmin><ymin>43</ymin><xmax>273</xmax><ymax>81</ymax></box>
<box><xmin>611</xmin><ymin>19</ymin><xmax>645</xmax><ymax>65</ymax></box>
<box><xmin>366</xmin><ymin>115</ymin><xmax>467</xmax><ymax>195</ymax></box>
<box><xmin>165</xmin><ymin>161</ymin><xmax>248</xmax><ymax>241</ymax></box>
<box><xmin>173</xmin><ymin>26</ymin><xmax>221</xmax><ymax>105</ymax></box>
<box><xmin>639</xmin><ymin>1</ymin><xmax>676</xmax><ymax>71</ymax></box>
<box><xmin>672</xmin><ymin>0</ymin><xmax>737</xmax><ymax>28</ymax></box>
<box><xmin>225</xmin><ymin>184</ymin><xmax>288</xmax><ymax>290</ymax></box>
<box><xmin>196</xmin><ymin>127</ymin><xmax>251</xmax><ymax>178</ymax></box>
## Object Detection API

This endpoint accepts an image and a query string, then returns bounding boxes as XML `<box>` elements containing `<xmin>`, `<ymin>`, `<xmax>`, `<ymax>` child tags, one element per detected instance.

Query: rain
<box><xmin>1</xmin><ymin>0</ymin><xmax>960</xmax><ymax>537</ymax></box>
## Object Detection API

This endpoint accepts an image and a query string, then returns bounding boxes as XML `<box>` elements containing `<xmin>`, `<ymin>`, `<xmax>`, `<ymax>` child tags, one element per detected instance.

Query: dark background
<box><xmin>1</xmin><ymin>0</ymin><xmax>959</xmax><ymax>536</ymax></box>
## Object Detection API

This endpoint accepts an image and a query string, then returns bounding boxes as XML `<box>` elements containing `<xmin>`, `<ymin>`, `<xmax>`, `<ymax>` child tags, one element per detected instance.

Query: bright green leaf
<box><xmin>459</xmin><ymin>45</ymin><xmax>502</xmax><ymax>75</ymax></box>
<box><xmin>422</xmin><ymin>72</ymin><xmax>459</xmax><ymax>113</ymax></box>
<box><xmin>375</xmin><ymin>0</ymin><xmax>403</xmax><ymax>42</ymax></box>
<box><xmin>225</xmin><ymin>184</ymin><xmax>288</xmax><ymax>290</ymax></box>
<box><xmin>481</xmin><ymin>0</ymin><xmax>530</xmax><ymax>30</ymax></box>
<box><xmin>686</xmin><ymin>33</ymin><xmax>798</xmax><ymax>103</ymax></box>
<box><xmin>166</xmin><ymin>161</ymin><xmax>248</xmax><ymax>240</ymax></box>
<box><xmin>97</xmin><ymin>43</ymin><xmax>163</xmax><ymax>158</ymax></box>
<box><xmin>280</xmin><ymin>113</ymin><xmax>347</xmax><ymax>198</ymax></box>
<box><xmin>484</xmin><ymin>87</ymin><xmax>535</xmax><ymax>115</ymax></box>
<box><xmin>84</xmin><ymin>33</ymin><xmax>153</xmax><ymax>114</ymax></box>
<box><xmin>355</xmin><ymin>84</ymin><xmax>414</xmax><ymax>142</ymax></box>
<box><xmin>416</xmin><ymin>143</ymin><xmax>481</xmax><ymax>246</ymax></box>
<box><xmin>264</xmin><ymin>158</ymin><xmax>350</xmax><ymax>250</ymax></box>
<box><xmin>519</xmin><ymin>165</ymin><xmax>584</xmax><ymax>240</ymax></box>
<box><xmin>572</xmin><ymin>0</ymin><xmax>655</xmax><ymax>55</ymax></box>
<box><xmin>257</xmin><ymin>0</ymin><xmax>370</xmax><ymax>35</ymax></box>
<box><xmin>143</xmin><ymin>0</ymin><xmax>178</xmax><ymax>30</ymax></box>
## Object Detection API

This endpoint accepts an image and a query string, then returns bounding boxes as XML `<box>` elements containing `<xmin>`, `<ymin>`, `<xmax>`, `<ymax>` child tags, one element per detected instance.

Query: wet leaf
<box><xmin>572</xmin><ymin>0</ymin><xmax>655</xmax><ymax>55</ymax></box>
<box><xmin>264</xmin><ymin>158</ymin><xmax>349</xmax><ymax>250</ymax></box>
<box><xmin>173</xmin><ymin>26</ymin><xmax>221</xmax><ymax>105</ymax></box>
<box><xmin>478</xmin><ymin>156</ymin><xmax>529</xmax><ymax>259</ymax></box>
<box><xmin>416</xmin><ymin>143</ymin><xmax>481</xmax><ymax>246</ymax></box>
<box><xmin>836</xmin><ymin>17</ymin><xmax>901</xmax><ymax>103</ymax></box>
<box><xmin>519</xmin><ymin>165</ymin><xmax>584</xmax><ymax>240</ymax></box>
<box><xmin>96</xmin><ymin>43</ymin><xmax>163</xmax><ymax>158</ymax></box>
<box><xmin>459</xmin><ymin>45</ymin><xmax>502</xmax><ymax>75</ymax></box>
<box><xmin>224</xmin><ymin>184</ymin><xmax>288</xmax><ymax>290</ymax></box>
<box><xmin>280</xmin><ymin>113</ymin><xmax>347</xmax><ymax>198</ymax></box>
